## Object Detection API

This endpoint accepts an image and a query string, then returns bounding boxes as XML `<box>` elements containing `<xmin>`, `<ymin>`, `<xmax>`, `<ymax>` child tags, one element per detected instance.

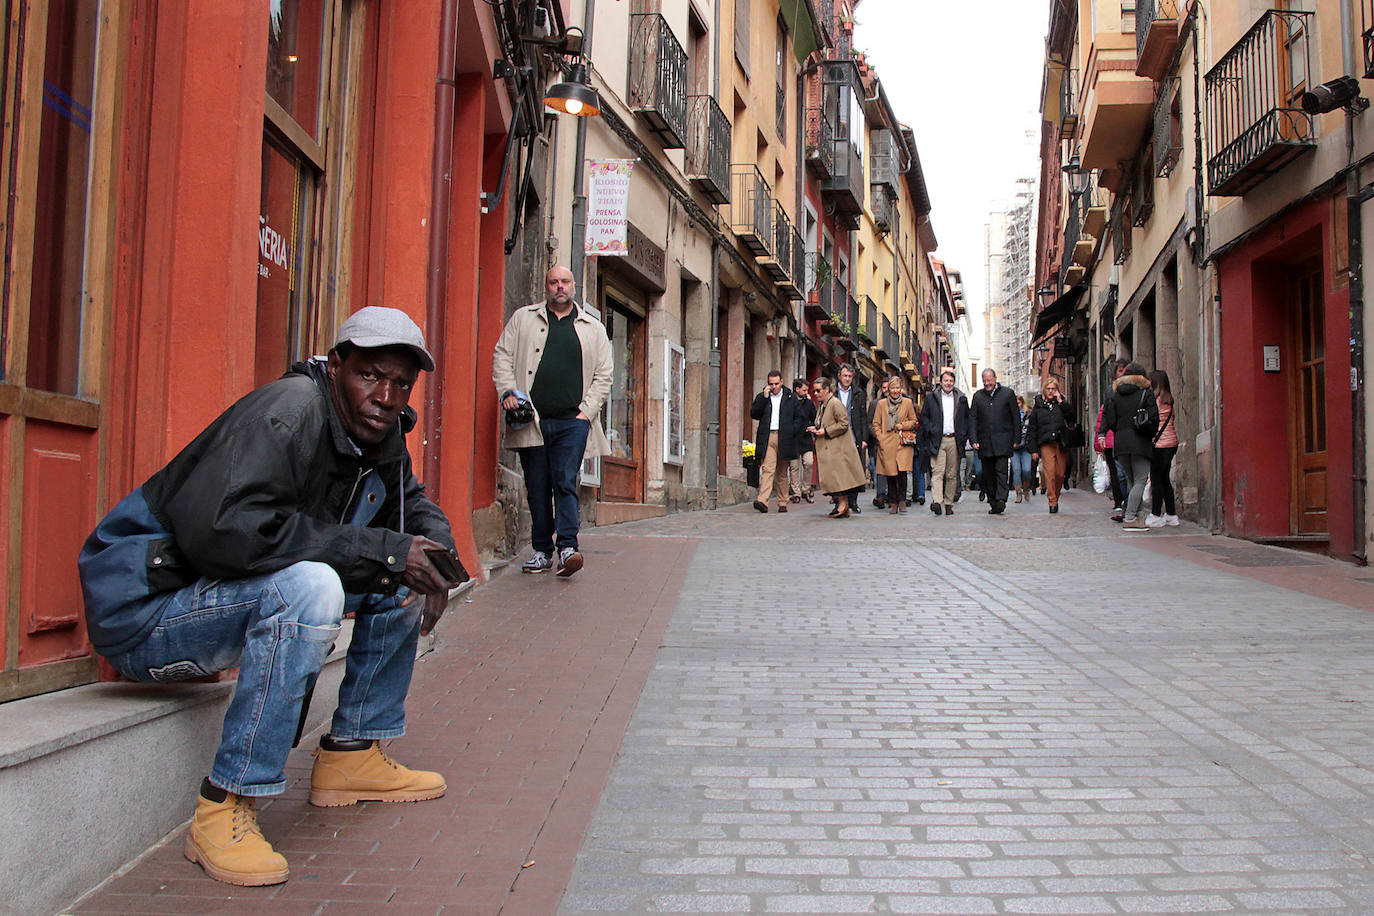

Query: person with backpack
<box><xmin>1102</xmin><ymin>361</ymin><xmax>1159</xmax><ymax>531</ymax></box>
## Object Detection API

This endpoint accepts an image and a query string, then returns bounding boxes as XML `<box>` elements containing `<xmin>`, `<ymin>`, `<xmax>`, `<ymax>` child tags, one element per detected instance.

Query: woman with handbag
<box><xmin>807</xmin><ymin>376</ymin><xmax>868</xmax><ymax>518</ymax></box>
<box><xmin>1025</xmin><ymin>377</ymin><xmax>1074</xmax><ymax>514</ymax></box>
<box><xmin>1102</xmin><ymin>362</ymin><xmax>1159</xmax><ymax>531</ymax></box>
<box><xmin>870</xmin><ymin>376</ymin><xmax>919</xmax><ymax>514</ymax></box>
<box><xmin>1145</xmin><ymin>369</ymin><xmax>1180</xmax><ymax>527</ymax></box>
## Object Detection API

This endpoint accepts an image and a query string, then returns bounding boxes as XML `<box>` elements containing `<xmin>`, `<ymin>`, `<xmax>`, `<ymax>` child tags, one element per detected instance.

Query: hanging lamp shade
<box><xmin>544</xmin><ymin>62</ymin><xmax>601</xmax><ymax>116</ymax></box>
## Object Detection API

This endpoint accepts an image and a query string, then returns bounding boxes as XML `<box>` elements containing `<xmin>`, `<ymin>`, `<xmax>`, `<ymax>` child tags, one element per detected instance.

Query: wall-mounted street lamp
<box><xmin>1062</xmin><ymin>152</ymin><xmax>1088</xmax><ymax>196</ymax></box>
<box><xmin>543</xmin><ymin>27</ymin><xmax>601</xmax><ymax>117</ymax></box>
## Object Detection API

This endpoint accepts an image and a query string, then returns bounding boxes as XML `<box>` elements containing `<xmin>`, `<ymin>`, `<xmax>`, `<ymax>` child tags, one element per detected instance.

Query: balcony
<box><xmin>869</xmin><ymin>128</ymin><xmax>899</xmax><ymax>192</ymax></box>
<box><xmin>729</xmin><ymin>164</ymin><xmax>773</xmax><ymax>256</ymax></box>
<box><xmin>1059</xmin><ymin>67</ymin><xmax>1079</xmax><ymax>141</ymax></box>
<box><xmin>629</xmin><ymin>14</ymin><xmax>688</xmax><ymax>149</ymax></box>
<box><xmin>685</xmin><ymin>95</ymin><xmax>730</xmax><ymax>204</ymax></box>
<box><xmin>806</xmin><ymin>107</ymin><xmax>835</xmax><ymax>178</ymax></box>
<box><xmin>1136</xmin><ymin>0</ymin><xmax>1181</xmax><ymax>81</ymax></box>
<box><xmin>878</xmin><ymin>315</ymin><xmax>897</xmax><ymax>362</ymax></box>
<box><xmin>758</xmin><ymin>204</ymin><xmax>793</xmax><ymax>283</ymax></box>
<box><xmin>1153</xmin><ymin>77</ymin><xmax>1183</xmax><ymax>178</ymax></box>
<box><xmin>1080</xmin><ymin>35</ymin><xmax>1156</xmax><ymax>169</ymax></box>
<box><xmin>860</xmin><ymin>296</ymin><xmax>878</xmax><ymax>346</ymax></box>
<box><xmin>820</xmin><ymin>60</ymin><xmax>865</xmax><ymax>227</ymax></box>
<box><xmin>776</xmin><ymin>83</ymin><xmax>787</xmax><ymax>141</ymax></box>
<box><xmin>783</xmin><ymin>227</ymin><xmax>806</xmax><ymax>301</ymax></box>
<box><xmin>1110</xmin><ymin>189</ymin><xmax>1132</xmax><ymax>267</ymax></box>
<box><xmin>871</xmin><ymin>186</ymin><xmax>893</xmax><ymax>234</ymax></box>
<box><xmin>1205</xmin><ymin>10</ymin><xmax>1315</xmax><ymax>197</ymax></box>
<box><xmin>805</xmin><ymin>255</ymin><xmax>832</xmax><ymax>320</ymax></box>
<box><xmin>1060</xmin><ymin>196</ymin><xmax>1082</xmax><ymax>287</ymax></box>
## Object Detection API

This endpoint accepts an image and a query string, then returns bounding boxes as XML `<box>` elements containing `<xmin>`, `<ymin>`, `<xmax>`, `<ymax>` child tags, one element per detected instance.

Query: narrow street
<box><xmin>70</xmin><ymin>489</ymin><xmax>1374</xmax><ymax>915</ymax></box>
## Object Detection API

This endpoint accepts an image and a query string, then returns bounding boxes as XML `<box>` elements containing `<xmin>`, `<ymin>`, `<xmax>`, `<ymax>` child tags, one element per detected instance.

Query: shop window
<box><xmin>257</xmin><ymin>0</ymin><xmax>367</xmax><ymax>385</ymax></box>
<box><xmin>24</xmin><ymin>0</ymin><xmax>99</xmax><ymax>396</ymax></box>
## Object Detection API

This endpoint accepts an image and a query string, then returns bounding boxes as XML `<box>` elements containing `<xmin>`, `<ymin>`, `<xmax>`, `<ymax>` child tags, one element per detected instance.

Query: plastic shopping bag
<box><xmin>1093</xmin><ymin>454</ymin><xmax>1109</xmax><ymax>493</ymax></box>
<box><xmin>1142</xmin><ymin>477</ymin><xmax>1152</xmax><ymax>507</ymax></box>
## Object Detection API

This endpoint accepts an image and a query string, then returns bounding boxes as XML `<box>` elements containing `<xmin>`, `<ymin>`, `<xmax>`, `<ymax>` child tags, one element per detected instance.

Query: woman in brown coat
<box><xmin>807</xmin><ymin>376</ymin><xmax>868</xmax><ymax>518</ymax></box>
<box><xmin>870</xmin><ymin>376</ymin><xmax>918</xmax><ymax>514</ymax></box>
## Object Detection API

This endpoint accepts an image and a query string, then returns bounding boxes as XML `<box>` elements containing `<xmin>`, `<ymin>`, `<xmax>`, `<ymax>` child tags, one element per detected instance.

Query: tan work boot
<box><xmin>309</xmin><ymin>739</ymin><xmax>447</xmax><ymax>807</ymax></box>
<box><xmin>184</xmin><ymin>787</ymin><xmax>289</xmax><ymax>886</ymax></box>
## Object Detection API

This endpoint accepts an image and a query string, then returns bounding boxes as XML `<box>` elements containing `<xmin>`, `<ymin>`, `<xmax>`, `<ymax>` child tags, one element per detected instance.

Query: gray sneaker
<box><xmin>556</xmin><ymin>547</ymin><xmax>584</xmax><ymax>578</ymax></box>
<box><xmin>522</xmin><ymin>551</ymin><xmax>553</xmax><ymax>574</ymax></box>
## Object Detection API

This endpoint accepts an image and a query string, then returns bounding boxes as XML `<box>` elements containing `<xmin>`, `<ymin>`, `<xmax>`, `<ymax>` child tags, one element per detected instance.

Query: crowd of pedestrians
<box><xmin>746</xmin><ymin>359</ymin><xmax>1180</xmax><ymax>530</ymax></box>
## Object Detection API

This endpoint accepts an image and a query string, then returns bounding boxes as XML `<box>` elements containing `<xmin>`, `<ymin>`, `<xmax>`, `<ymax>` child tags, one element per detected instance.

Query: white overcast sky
<box><xmin>853</xmin><ymin>0</ymin><xmax>1049</xmax><ymax>336</ymax></box>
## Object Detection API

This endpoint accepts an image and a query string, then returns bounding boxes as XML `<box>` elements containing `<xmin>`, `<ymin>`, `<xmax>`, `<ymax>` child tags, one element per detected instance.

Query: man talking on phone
<box><xmin>78</xmin><ymin>307</ymin><xmax>462</xmax><ymax>888</ymax></box>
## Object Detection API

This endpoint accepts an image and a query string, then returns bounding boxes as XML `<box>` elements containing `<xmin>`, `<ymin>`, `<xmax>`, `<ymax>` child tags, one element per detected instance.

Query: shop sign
<box><xmin>1053</xmin><ymin>337</ymin><xmax>1073</xmax><ymax>360</ymax></box>
<box><xmin>585</xmin><ymin>158</ymin><xmax>636</xmax><ymax>256</ymax></box>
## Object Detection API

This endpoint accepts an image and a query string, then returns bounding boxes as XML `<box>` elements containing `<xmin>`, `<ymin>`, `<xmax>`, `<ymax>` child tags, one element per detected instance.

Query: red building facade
<box><xmin>0</xmin><ymin>0</ymin><xmax>514</xmax><ymax>701</ymax></box>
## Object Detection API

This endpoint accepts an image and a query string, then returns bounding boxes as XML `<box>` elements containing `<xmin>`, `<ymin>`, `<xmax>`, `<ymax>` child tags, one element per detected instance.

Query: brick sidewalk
<box><xmin>66</xmin><ymin>535</ymin><xmax>696</xmax><ymax>916</ymax></box>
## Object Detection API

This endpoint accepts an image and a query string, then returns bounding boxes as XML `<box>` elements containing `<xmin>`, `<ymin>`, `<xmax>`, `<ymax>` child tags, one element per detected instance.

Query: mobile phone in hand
<box><xmin>424</xmin><ymin>547</ymin><xmax>470</xmax><ymax>585</ymax></box>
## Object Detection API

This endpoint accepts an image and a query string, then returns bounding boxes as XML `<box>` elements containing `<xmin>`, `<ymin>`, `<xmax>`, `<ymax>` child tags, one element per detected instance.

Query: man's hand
<box><xmin>972</xmin><ymin>443</ymin><xmax>981</xmax><ymax>451</ymax></box>
<box><xmin>402</xmin><ymin>535</ymin><xmax>454</xmax><ymax>596</ymax></box>
<box><xmin>502</xmin><ymin>394</ymin><xmax>519</xmax><ymax>411</ymax></box>
<box><xmin>576</xmin><ymin>411</ymin><xmax>589</xmax><ymax>421</ymax></box>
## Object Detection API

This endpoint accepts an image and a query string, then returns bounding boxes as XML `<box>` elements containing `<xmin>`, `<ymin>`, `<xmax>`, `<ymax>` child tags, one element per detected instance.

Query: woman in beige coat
<box><xmin>871</xmin><ymin>376</ymin><xmax>918</xmax><ymax>514</ymax></box>
<box><xmin>807</xmin><ymin>376</ymin><xmax>868</xmax><ymax>518</ymax></box>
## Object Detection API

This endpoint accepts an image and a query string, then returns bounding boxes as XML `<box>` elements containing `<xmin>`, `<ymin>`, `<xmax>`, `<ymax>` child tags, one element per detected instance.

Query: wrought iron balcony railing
<box><xmin>760</xmin><ymin>203</ymin><xmax>793</xmax><ymax>283</ymax></box>
<box><xmin>685</xmin><ymin>95</ymin><xmax>730</xmax><ymax>204</ymax></box>
<box><xmin>1060</xmin><ymin>67</ymin><xmax>1078</xmax><ymax>141</ymax></box>
<box><xmin>790</xmin><ymin>228</ymin><xmax>806</xmax><ymax>301</ymax></box>
<box><xmin>861</xmin><ymin>296</ymin><xmax>878</xmax><ymax>345</ymax></box>
<box><xmin>880</xmin><ymin>315</ymin><xmax>898</xmax><ymax>363</ymax></box>
<box><xmin>1110</xmin><ymin>189</ymin><xmax>1133</xmax><ymax>266</ymax></box>
<box><xmin>1204</xmin><ymin>9</ymin><xmax>1315</xmax><ymax>197</ymax></box>
<box><xmin>776</xmin><ymin>83</ymin><xmax>787</xmax><ymax>141</ymax></box>
<box><xmin>1153</xmin><ymin>77</ymin><xmax>1183</xmax><ymax>178</ymax></box>
<box><xmin>729</xmin><ymin>164</ymin><xmax>773</xmax><ymax>256</ymax></box>
<box><xmin>847</xmin><ymin>294</ymin><xmax>863</xmax><ymax>348</ymax></box>
<box><xmin>806</xmin><ymin>107</ymin><xmax>836</xmax><ymax>178</ymax></box>
<box><xmin>1136</xmin><ymin>0</ymin><xmax>1181</xmax><ymax>80</ymax></box>
<box><xmin>805</xmin><ymin>254</ymin><xmax>832</xmax><ymax>320</ymax></box>
<box><xmin>629</xmin><ymin>13</ymin><xmax>688</xmax><ymax>149</ymax></box>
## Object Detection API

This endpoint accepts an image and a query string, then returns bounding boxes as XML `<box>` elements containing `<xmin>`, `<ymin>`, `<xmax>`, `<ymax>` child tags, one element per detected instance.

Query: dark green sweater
<box><xmin>530</xmin><ymin>307</ymin><xmax>584</xmax><ymax>419</ymax></box>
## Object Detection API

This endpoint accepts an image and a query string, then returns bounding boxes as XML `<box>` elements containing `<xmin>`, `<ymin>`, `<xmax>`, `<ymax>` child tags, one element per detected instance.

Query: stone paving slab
<box><xmin>562</xmin><ymin>490</ymin><xmax>1374</xmax><ymax>914</ymax></box>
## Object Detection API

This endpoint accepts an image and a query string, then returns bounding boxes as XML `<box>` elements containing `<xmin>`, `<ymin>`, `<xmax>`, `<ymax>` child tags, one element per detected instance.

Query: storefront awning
<box><xmin>1031</xmin><ymin>283</ymin><xmax>1086</xmax><ymax>345</ymax></box>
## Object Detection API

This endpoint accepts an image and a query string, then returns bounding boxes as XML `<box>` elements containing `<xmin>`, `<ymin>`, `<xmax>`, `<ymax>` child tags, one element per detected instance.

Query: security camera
<box><xmin>1301</xmin><ymin>76</ymin><xmax>1369</xmax><ymax>115</ymax></box>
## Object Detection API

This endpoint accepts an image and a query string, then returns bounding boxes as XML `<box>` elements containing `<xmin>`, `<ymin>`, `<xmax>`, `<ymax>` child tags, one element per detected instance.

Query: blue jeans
<box><xmin>1010</xmin><ymin>449</ymin><xmax>1032</xmax><ymax>485</ymax></box>
<box><xmin>519</xmin><ymin>416</ymin><xmax>591</xmax><ymax>554</ymax></box>
<box><xmin>105</xmin><ymin>561</ymin><xmax>421</xmax><ymax>796</ymax></box>
<box><xmin>913</xmin><ymin>461</ymin><xmax>926</xmax><ymax>501</ymax></box>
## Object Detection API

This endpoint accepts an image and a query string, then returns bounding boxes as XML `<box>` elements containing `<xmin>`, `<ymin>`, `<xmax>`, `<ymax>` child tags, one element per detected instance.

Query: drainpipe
<box><xmin>706</xmin><ymin>0</ymin><xmax>723</xmax><ymax>508</ymax></box>
<box><xmin>423</xmin><ymin>0</ymin><xmax>460</xmax><ymax>496</ymax></box>
<box><xmin>1340</xmin><ymin>0</ymin><xmax>1368</xmax><ymax>563</ymax></box>
<box><xmin>569</xmin><ymin>0</ymin><xmax>597</xmax><ymax>296</ymax></box>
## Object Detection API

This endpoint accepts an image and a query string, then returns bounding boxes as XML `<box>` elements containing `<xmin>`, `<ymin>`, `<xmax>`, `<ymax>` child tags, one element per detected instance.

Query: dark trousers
<box><xmin>1151</xmin><ymin>446</ymin><xmax>1178</xmax><ymax>516</ymax></box>
<box><xmin>885</xmin><ymin>472</ymin><xmax>907</xmax><ymax>503</ymax></box>
<box><xmin>980</xmin><ymin>454</ymin><xmax>1011</xmax><ymax>505</ymax></box>
<box><xmin>518</xmin><ymin>417</ymin><xmax>591</xmax><ymax>554</ymax></box>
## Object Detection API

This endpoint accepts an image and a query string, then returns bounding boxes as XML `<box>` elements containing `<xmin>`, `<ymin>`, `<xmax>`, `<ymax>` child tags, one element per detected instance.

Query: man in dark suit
<box><xmin>750</xmin><ymin>370</ymin><xmax>800</xmax><ymax>512</ymax></box>
<box><xmin>968</xmin><ymin>368</ymin><xmax>1022</xmax><ymax>514</ymax></box>
<box><xmin>833</xmin><ymin>364</ymin><xmax>867</xmax><ymax>513</ymax></box>
<box><xmin>919</xmin><ymin>368</ymin><xmax>970</xmax><ymax>516</ymax></box>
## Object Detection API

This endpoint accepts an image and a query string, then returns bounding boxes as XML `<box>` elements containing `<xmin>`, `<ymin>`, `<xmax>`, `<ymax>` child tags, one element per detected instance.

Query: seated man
<box><xmin>78</xmin><ymin>307</ymin><xmax>463</xmax><ymax>887</ymax></box>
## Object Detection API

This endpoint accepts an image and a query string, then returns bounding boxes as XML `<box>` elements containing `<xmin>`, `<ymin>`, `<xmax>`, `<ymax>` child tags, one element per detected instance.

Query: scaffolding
<box><xmin>985</xmin><ymin>178</ymin><xmax>1037</xmax><ymax>398</ymax></box>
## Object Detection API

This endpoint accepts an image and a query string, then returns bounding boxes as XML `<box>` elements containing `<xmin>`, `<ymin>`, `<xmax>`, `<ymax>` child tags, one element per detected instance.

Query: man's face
<box><xmin>982</xmin><ymin>370</ymin><xmax>996</xmax><ymax>391</ymax></box>
<box><xmin>545</xmin><ymin>268</ymin><xmax>575</xmax><ymax>308</ymax></box>
<box><xmin>767</xmin><ymin>375</ymin><xmax>783</xmax><ymax>394</ymax></box>
<box><xmin>839</xmin><ymin>368</ymin><xmax>854</xmax><ymax>389</ymax></box>
<box><xmin>795</xmin><ymin>383</ymin><xmax>808</xmax><ymax>398</ymax></box>
<box><xmin>327</xmin><ymin>345</ymin><xmax>420</xmax><ymax>448</ymax></box>
<box><xmin>811</xmin><ymin>382</ymin><xmax>824</xmax><ymax>402</ymax></box>
<box><xmin>941</xmin><ymin>374</ymin><xmax>955</xmax><ymax>393</ymax></box>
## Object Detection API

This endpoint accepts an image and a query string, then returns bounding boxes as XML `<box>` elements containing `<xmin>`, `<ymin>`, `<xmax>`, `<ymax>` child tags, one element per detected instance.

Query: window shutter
<box><xmin>735</xmin><ymin>0</ymin><xmax>751</xmax><ymax>79</ymax></box>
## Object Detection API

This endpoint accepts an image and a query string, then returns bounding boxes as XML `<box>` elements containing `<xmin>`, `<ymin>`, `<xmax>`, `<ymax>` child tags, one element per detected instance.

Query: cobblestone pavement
<box><xmin>561</xmin><ymin>488</ymin><xmax>1374</xmax><ymax>914</ymax></box>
